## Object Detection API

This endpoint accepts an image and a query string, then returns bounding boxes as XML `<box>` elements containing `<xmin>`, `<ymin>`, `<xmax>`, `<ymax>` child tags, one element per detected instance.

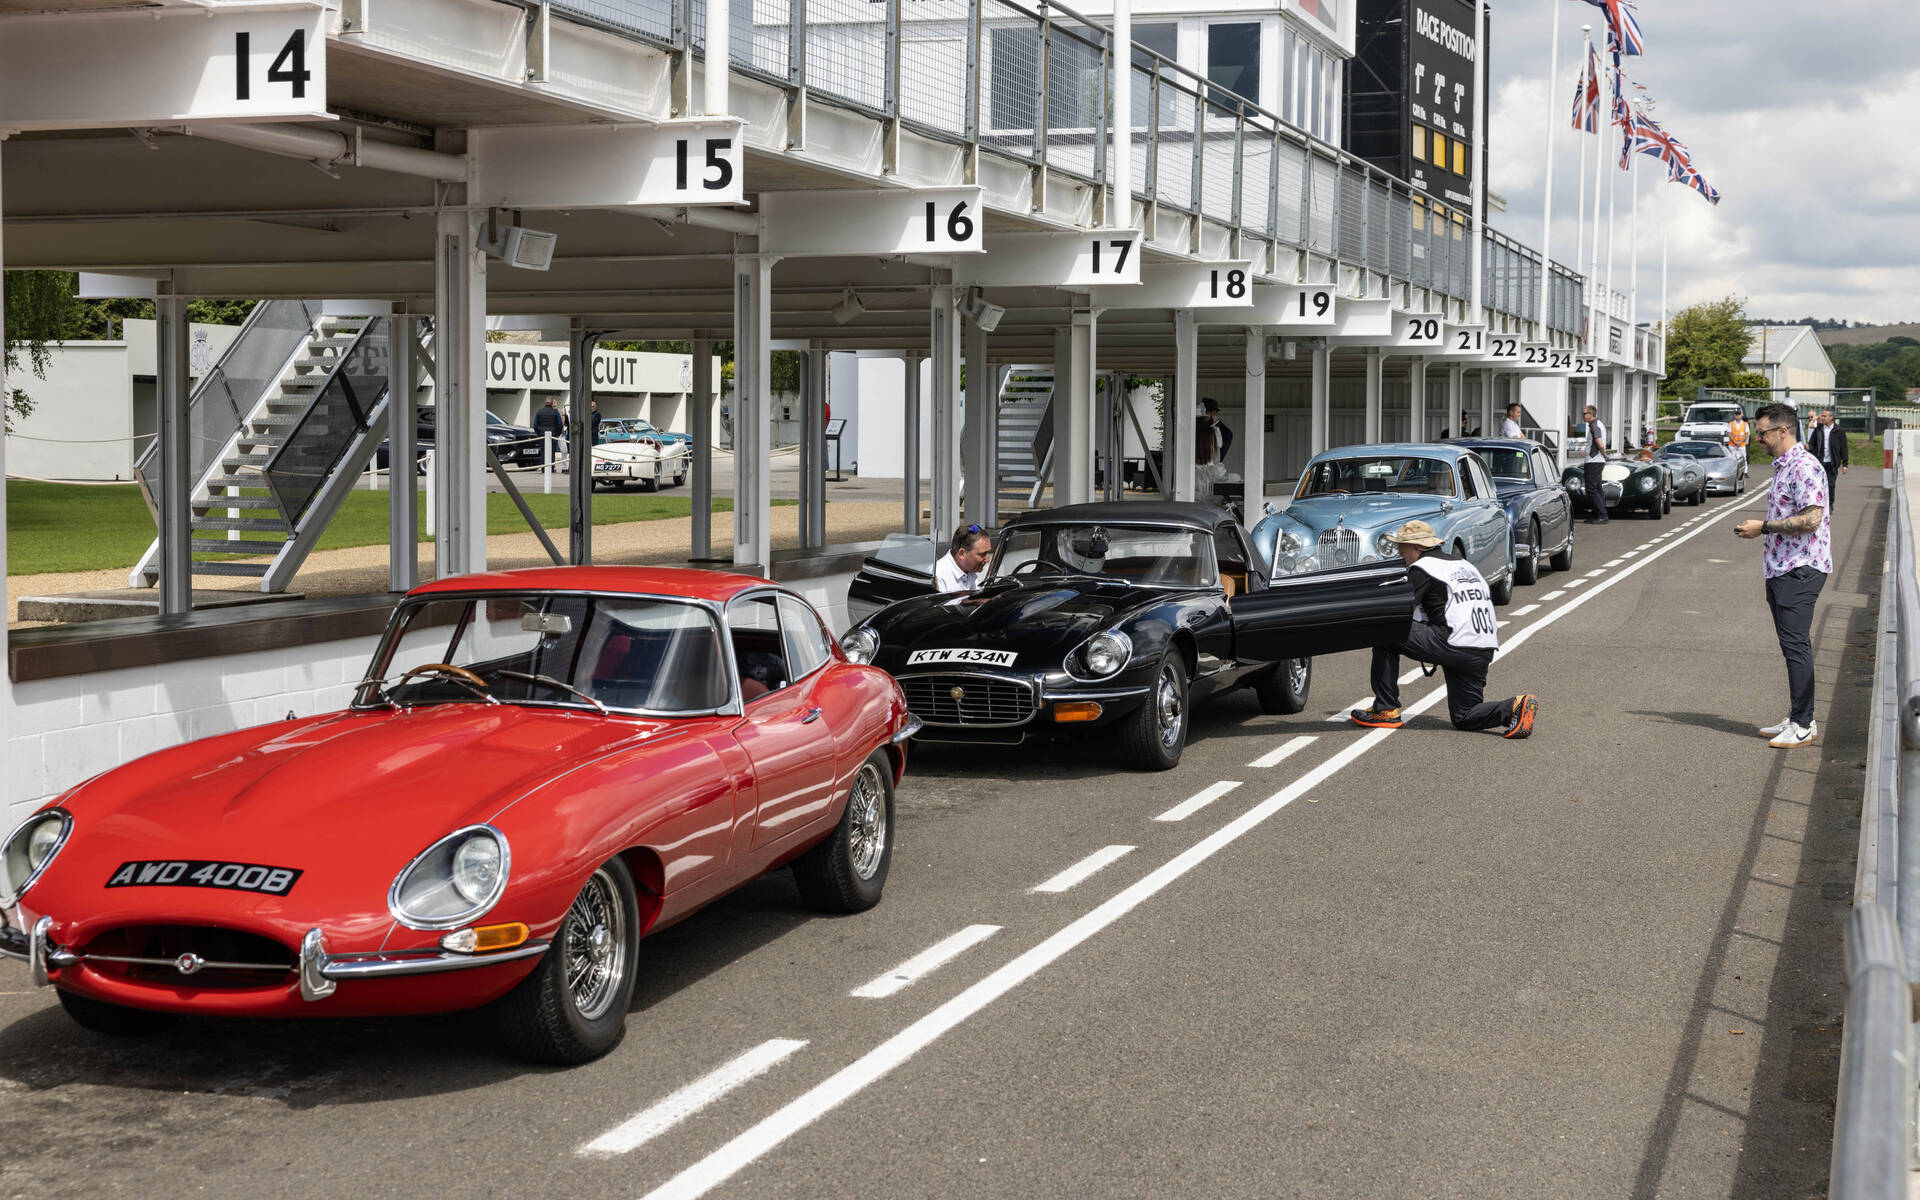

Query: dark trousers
<box><xmin>1583</xmin><ymin>461</ymin><xmax>1609</xmax><ymax>520</ymax></box>
<box><xmin>1823</xmin><ymin>463</ymin><xmax>1840</xmax><ymax>511</ymax></box>
<box><xmin>1372</xmin><ymin>622</ymin><xmax>1515</xmax><ymax>732</ymax></box>
<box><xmin>1765</xmin><ymin>566</ymin><xmax>1826</xmax><ymax>726</ymax></box>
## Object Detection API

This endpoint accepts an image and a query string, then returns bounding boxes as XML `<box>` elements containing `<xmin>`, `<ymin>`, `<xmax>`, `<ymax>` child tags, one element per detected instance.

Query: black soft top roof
<box><xmin>1000</xmin><ymin>500</ymin><xmax>1235</xmax><ymax>533</ymax></box>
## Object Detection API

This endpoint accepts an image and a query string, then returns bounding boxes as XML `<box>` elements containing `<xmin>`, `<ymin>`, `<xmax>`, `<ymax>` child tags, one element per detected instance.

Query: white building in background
<box><xmin>476</xmin><ymin>342</ymin><xmax>723</xmax><ymax>437</ymax></box>
<box><xmin>1744</xmin><ymin>325</ymin><xmax>1837</xmax><ymax>397</ymax></box>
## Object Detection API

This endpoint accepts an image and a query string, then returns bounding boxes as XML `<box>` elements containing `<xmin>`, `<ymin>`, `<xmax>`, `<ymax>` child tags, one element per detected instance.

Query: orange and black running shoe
<box><xmin>1503</xmin><ymin>695</ymin><xmax>1538</xmax><ymax>740</ymax></box>
<box><xmin>1349</xmin><ymin>706</ymin><xmax>1403</xmax><ymax>729</ymax></box>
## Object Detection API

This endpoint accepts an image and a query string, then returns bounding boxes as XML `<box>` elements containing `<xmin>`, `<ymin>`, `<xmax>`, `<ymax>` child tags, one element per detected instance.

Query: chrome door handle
<box><xmin>801</xmin><ymin>707</ymin><xmax>823</xmax><ymax>724</ymax></box>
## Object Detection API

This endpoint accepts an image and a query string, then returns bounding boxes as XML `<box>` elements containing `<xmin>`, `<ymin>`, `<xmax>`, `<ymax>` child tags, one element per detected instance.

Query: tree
<box><xmin>1661</xmin><ymin>296</ymin><xmax>1752</xmax><ymax>406</ymax></box>
<box><xmin>1728</xmin><ymin>371</ymin><xmax>1771</xmax><ymax>391</ymax></box>
<box><xmin>2</xmin><ymin>271</ymin><xmax>82</xmax><ymax>430</ymax></box>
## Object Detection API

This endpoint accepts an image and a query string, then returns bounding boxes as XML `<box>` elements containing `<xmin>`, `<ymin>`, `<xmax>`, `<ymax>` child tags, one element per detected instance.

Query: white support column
<box><xmin>1363</xmin><ymin>346</ymin><xmax>1384</xmax><ymax>443</ymax></box>
<box><xmin>800</xmin><ymin>349</ymin><xmax>827</xmax><ymax>549</ymax></box>
<box><xmin>930</xmin><ymin>283</ymin><xmax>963</xmax><ymax>539</ymax></box>
<box><xmin>0</xmin><ymin>135</ymin><xmax>10</xmax><ymax>803</ymax></box>
<box><xmin>690</xmin><ymin>334</ymin><xmax>715</xmax><ymax>558</ymax></box>
<box><xmin>1480</xmin><ymin>368</ymin><xmax>1496</xmax><ymax>438</ymax></box>
<box><xmin>567</xmin><ymin>323</ymin><xmax>595</xmax><ymax>564</ymax></box>
<box><xmin>1447</xmin><ymin>363</ymin><xmax>1464</xmax><ymax>435</ymax></box>
<box><xmin>1309</xmin><ymin>341</ymin><xmax>1331</xmax><ymax>456</ymax></box>
<box><xmin>1169</xmin><ymin>309</ymin><xmax>1197</xmax><ymax>501</ymax></box>
<box><xmin>962</xmin><ymin>314</ymin><xmax>995</xmax><ymax>526</ymax></box>
<box><xmin>1410</xmin><ymin>356</ymin><xmax>1428</xmax><ymax>442</ymax></box>
<box><xmin>1057</xmin><ymin>302</ymin><xmax>1099</xmax><ymax>505</ymax></box>
<box><xmin>1243</xmin><ymin>329</ymin><xmax>1267</xmax><ymax>512</ymax></box>
<box><xmin>733</xmin><ymin>254</ymin><xmax>775</xmax><ymax>572</ymax></box>
<box><xmin>433</xmin><ymin>209</ymin><xmax>488</xmax><ymax>578</ymax></box>
<box><xmin>1609</xmin><ymin>366</ymin><xmax>1625</xmax><ymax>454</ymax></box>
<box><xmin>155</xmin><ymin>287</ymin><xmax>193</xmax><ymax>613</ymax></box>
<box><xmin>388</xmin><ymin>316</ymin><xmax>418</xmax><ymax>590</ymax></box>
<box><xmin>902</xmin><ymin>354</ymin><xmax>923</xmax><ymax>534</ymax></box>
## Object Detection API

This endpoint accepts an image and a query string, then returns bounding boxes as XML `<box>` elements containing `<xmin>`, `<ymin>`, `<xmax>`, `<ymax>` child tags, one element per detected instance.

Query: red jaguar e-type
<box><xmin>0</xmin><ymin>567</ymin><xmax>916</xmax><ymax>1064</ymax></box>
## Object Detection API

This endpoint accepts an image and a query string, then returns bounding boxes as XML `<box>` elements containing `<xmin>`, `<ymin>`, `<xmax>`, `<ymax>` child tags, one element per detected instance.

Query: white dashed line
<box><xmin>1510</xmin><ymin>604</ymin><xmax>1539</xmax><ymax>616</ymax></box>
<box><xmin>850</xmin><ymin>926</ymin><xmax>1002</xmax><ymax>998</ymax></box>
<box><xmin>1032</xmin><ymin>845</ymin><xmax>1135</xmax><ymax>894</ymax></box>
<box><xmin>1250</xmin><ymin>734</ymin><xmax>1316</xmax><ymax>770</ymax></box>
<box><xmin>1635</xmin><ymin>543</ymin><xmax>1652</xmax><ymax>551</ymax></box>
<box><xmin>1541</xmin><ymin>590</ymin><xmax>1565</xmax><ymax>601</ymax></box>
<box><xmin>1156</xmin><ymin>781</ymin><xmax>1243</xmax><ymax>822</ymax></box>
<box><xmin>1585</xmin><ymin>568</ymin><xmax>1606</xmax><ymax>577</ymax></box>
<box><xmin>579</xmin><ymin>1039</ymin><xmax>809</xmax><ymax>1157</ymax></box>
<box><xmin>1604</xmin><ymin>558</ymin><xmax>1624</xmax><ymax>567</ymax></box>
<box><xmin>1566</xmin><ymin>578</ymin><xmax>1587</xmax><ymax>587</ymax></box>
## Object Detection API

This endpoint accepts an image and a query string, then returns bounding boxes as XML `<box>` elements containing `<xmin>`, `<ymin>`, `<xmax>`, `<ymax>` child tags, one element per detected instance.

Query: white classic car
<box><xmin>589</xmin><ymin>437</ymin><xmax>690</xmax><ymax>490</ymax></box>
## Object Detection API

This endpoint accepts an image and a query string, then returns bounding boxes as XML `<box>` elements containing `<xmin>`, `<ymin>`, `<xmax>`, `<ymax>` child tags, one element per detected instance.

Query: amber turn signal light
<box><xmin>440</xmin><ymin>922</ymin><xmax>530</xmax><ymax>954</ymax></box>
<box><xmin>1052</xmin><ymin>702</ymin><xmax>1103</xmax><ymax>723</ymax></box>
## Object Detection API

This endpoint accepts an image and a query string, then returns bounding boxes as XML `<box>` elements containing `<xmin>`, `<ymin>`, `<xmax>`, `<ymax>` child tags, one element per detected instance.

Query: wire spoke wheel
<box><xmin>563</xmin><ymin>867</ymin><xmax>627</xmax><ymax>1022</ymax></box>
<box><xmin>846</xmin><ymin>762</ymin><xmax>888</xmax><ymax>881</ymax></box>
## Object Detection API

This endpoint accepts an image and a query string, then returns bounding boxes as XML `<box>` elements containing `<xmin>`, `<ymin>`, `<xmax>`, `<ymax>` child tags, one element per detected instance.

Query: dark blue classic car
<box><xmin>842</xmin><ymin>502</ymin><xmax>1412</xmax><ymax>771</ymax></box>
<box><xmin>1447</xmin><ymin>438</ymin><xmax>1574</xmax><ymax>585</ymax></box>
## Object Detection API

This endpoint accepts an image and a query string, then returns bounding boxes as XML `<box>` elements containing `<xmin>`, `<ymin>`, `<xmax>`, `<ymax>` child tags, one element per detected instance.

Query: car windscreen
<box><xmin>990</xmin><ymin>524</ymin><xmax>1212</xmax><ymax>587</ymax></box>
<box><xmin>362</xmin><ymin>594</ymin><xmax>729</xmax><ymax>713</ymax></box>
<box><xmin>1475</xmin><ymin>448</ymin><xmax>1531</xmax><ymax>481</ymax></box>
<box><xmin>1296</xmin><ymin>456</ymin><xmax>1455</xmax><ymax>498</ymax></box>
<box><xmin>1683</xmin><ymin>406</ymin><xmax>1739</xmax><ymax>424</ymax></box>
<box><xmin>1657</xmin><ymin>442</ymin><xmax>1720</xmax><ymax>459</ymax></box>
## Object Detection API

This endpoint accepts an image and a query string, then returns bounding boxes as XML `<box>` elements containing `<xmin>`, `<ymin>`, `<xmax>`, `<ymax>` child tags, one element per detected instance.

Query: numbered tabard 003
<box><xmin>0</xmin><ymin>3</ymin><xmax>332</xmax><ymax>129</ymax></box>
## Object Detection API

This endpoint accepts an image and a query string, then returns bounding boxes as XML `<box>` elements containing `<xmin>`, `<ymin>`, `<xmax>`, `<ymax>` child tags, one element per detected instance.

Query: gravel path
<box><xmin>8</xmin><ymin>501</ymin><xmax>910</xmax><ymax>626</ymax></box>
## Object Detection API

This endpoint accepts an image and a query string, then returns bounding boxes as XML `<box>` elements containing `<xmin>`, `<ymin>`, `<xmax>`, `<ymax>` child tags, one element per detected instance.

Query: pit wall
<box><xmin>3</xmin><ymin>574</ymin><xmax>854</xmax><ymax>829</ymax></box>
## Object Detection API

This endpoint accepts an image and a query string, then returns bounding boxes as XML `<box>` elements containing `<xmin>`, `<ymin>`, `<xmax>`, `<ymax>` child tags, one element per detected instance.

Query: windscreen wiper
<box><xmin>495</xmin><ymin>669</ymin><xmax>611</xmax><ymax>715</ymax></box>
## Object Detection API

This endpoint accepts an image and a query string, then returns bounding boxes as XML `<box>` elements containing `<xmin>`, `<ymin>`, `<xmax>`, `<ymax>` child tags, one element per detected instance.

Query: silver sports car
<box><xmin>1656</xmin><ymin>439</ymin><xmax>1747</xmax><ymax>496</ymax></box>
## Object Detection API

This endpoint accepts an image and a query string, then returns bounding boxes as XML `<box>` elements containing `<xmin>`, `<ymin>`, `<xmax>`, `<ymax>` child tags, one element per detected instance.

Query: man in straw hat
<box><xmin>1349</xmin><ymin>520</ymin><xmax>1538</xmax><ymax>738</ymax></box>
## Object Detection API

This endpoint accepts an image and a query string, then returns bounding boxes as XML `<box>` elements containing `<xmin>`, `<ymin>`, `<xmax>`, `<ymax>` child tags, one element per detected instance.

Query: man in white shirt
<box><xmin>1581</xmin><ymin>404</ymin><xmax>1609</xmax><ymax>524</ymax></box>
<box><xmin>1500</xmin><ymin>403</ymin><xmax>1524</xmax><ymax>440</ymax></box>
<box><xmin>934</xmin><ymin>523</ymin><xmax>993</xmax><ymax>592</ymax></box>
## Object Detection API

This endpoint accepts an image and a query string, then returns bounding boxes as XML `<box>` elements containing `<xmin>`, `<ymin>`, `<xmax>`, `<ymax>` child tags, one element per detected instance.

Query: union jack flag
<box><xmin>1574</xmin><ymin>0</ymin><xmax>1644</xmax><ymax>56</ymax></box>
<box><xmin>1630</xmin><ymin>114</ymin><xmax>1692</xmax><ymax>175</ymax></box>
<box><xmin>1673</xmin><ymin>160</ymin><xmax>1722</xmax><ymax>206</ymax></box>
<box><xmin>1571</xmin><ymin>42</ymin><xmax>1600</xmax><ymax>132</ymax></box>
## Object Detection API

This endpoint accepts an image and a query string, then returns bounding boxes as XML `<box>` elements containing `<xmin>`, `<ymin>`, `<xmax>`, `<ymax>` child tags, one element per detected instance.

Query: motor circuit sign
<box><xmin>0</xmin><ymin>2</ymin><xmax>331</xmax><ymax>130</ymax></box>
<box><xmin>485</xmin><ymin>346</ymin><xmax>694</xmax><ymax>393</ymax></box>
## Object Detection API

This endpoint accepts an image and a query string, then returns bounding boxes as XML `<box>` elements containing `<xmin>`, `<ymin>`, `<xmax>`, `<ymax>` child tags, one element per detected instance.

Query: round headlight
<box><xmin>1375</xmin><ymin>531</ymin><xmax>1397</xmax><ymax>559</ymax></box>
<box><xmin>1082</xmin><ymin>631</ymin><xmax>1132</xmax><ymax>678</ymax></box>
<box><xmin>1279</xmin><ymin>532</ymin><xmax>1303</xmax><ymax>554</ymax></box>
<box><xmin>1</xmin><ymin>809</ymin><xmax>71</xmax><ymax>903</ymax></box>
<box><xmin>451</xmin><ymin>835</ymin><xmax>503</xmax><ymax>905</ymax></box>
<box><xmin>1638</xmin><ymin>475</ymin><xmax>1657</xmax><ymax>491</ymax></box>
<box><xmin>389</xmin><ymin>826</ymin><xmax>510</xmax><ymax>930</ymax></box>
<box><xmin>840</xmin><ymin>626</ymin><xmax>879</xmax><ymax>666</ymax></box>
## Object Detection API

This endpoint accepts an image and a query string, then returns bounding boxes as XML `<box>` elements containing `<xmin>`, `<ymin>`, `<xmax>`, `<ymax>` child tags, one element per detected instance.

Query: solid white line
<box><xmin>1032</xmin><ymin>845</ymin><xmax>1135</xmax><ymax>894</ymax></box>
<box><xmin>1250</xmin><ymin>734</ymin><xmax>1316</xmax><ymax>769</ymax></box>
<box><xmin>579</xmin><ymin>1039</ymin><xmax>808</xmax><ymax>1157</ymax></box>
<box><xmin>850</xmin><ymin>926</ymin><xmax>1001</xmax><ymax>999</ymax></box>
<box><xmin>639</xmin><ymin>494</ymin><xmax>1774</xmax><ymax>1200</ymax></box>
<box><xmin>1511</xmin><ymin>604</ymin><xmax>1539</xmax><ymax>616</ymax></box>
<box><xmin>1156</xmin><ymin>780</ymin><xmax>1242</xmax><ymax>822</ymax></box>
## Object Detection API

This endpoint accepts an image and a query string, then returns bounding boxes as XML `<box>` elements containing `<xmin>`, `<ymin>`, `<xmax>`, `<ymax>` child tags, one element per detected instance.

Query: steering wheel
<box><xmin>397</xmin><ymin>662</ymin><xmax>497</xmax><ymax>703</ymax></box>
<box><xmin>1009</xmin><ymin>559</ymin><xmax>1059</xmax><ymax>577</ymax></box>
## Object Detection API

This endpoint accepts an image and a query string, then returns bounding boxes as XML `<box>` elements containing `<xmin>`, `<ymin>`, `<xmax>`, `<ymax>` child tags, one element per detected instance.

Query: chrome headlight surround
<box><xmin>1067</xmin><ymin>629</ymin><xmax>1133</xmax><ymax>681</ymax></box>
<box><xmin>1374</xmin><ymin>530</ymin><xmax>1398</xmax><ymax>560</ymax></box>
<box><xmin>840</xmin><ymin>625</ymin><xmax>880</xmax><ymax>666</ymax></box>
<box><xmin>0</xmin><ymin>809</ymin><xmax>72</xmax><ymax>907</ymax></box>
<box><xmin>389</xmin><ymin>825</ymin><xmax>511</xmax><ymax>931</ymax></box>
<box><xmin>1637</xmin><ymin>475</ymin><xmax>1658</xmax><ymax>492</ymax></box>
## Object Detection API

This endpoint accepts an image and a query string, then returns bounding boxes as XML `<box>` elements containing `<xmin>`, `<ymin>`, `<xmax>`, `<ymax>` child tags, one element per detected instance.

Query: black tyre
<box><xmin>1491</xmin><ymin>566</ymin><xmax>1514</xmax><ymax>606</ymax></box>
<box><xmin>57</xmin><ymin>989</ymin><xmax>177</xmax><ymax>1036</ymax></box>
<box><xmin>1514</xmin><ymin>520</ymin><xmax>1540</xmax><ymax>585</ymax></box>
<box><xmin>1549</xmin><ymin>530</ymin><xmax>1574</xmax><ymax>573</ymax></box>
<box><xmin>1644</xmin><ymin>497</ymin><xmax>1661</xmax><ymax>519</ymax></box>
<box><xmin>1120</xmin><ymin>655</ymin><xmax>1189</xmax><ymax>771</ymax></box>
<box><xmin>1661</xmin><ymin>487</ymin><xmax>1672</xmax><ymax>515</ymax></box>
<box><xmin>492</xmin><ymin>857</ymin><xmax>640</xmax><ymax>1065</ymax></box>
<box><xmin>1253</xmin><ymin>658</ymin><xmax>1312</xmax><ymax>715</ymax></box>
<box><xmin>792</xmin><ymin>750</ymin><xmax>894</xmax><ymax>914</ymax></box>
<box><xmin>672</xmin><ymin>474</ymin><xmax>686</xmax><ymax>487</ymax></box>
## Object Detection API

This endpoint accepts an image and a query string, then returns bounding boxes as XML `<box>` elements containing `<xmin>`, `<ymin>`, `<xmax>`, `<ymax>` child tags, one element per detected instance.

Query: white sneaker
<box><xmin>1758</xmin><ymin>717</ymin><xmax>1792</xmax><ymax>737</ymax></box>
<box><xmin>1769</xmin><ymin>721</ymin><xmax>1818</xmax><ymax>749</ymax></box>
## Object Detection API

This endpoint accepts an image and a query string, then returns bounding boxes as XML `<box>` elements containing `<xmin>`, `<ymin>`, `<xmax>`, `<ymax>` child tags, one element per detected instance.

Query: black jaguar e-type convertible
<box><xmin>842</xmin><ymin>502</ymin><xmax>1412</xmax><ymax>770</ymax></box>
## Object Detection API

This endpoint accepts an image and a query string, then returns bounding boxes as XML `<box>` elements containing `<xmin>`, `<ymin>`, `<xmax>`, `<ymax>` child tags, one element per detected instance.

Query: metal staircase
<box><xmin>995</xmin><ymin>365</ymin><xmax>1054</xmax><ymax>509</ymax></box>
<box><xmin>132</xmin><ymin>304</ymin><xmax>407</xmax><ymax>593</ymax></box>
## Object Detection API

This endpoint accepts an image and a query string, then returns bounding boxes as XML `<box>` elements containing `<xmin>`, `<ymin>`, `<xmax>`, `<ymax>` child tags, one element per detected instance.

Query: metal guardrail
<box><xmin>533</xmin><ymin>0</ymin><xmax>1643</xmax><ymax>343</ymax></box>
<box><xmin>1832</xmin><ymin>445</ymin><xmax>1917</xmax><ymax>1198</ymax></box>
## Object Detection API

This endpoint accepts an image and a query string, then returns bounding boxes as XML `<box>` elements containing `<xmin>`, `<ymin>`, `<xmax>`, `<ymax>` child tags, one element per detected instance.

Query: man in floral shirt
<box><xmin>1735</xmin><ymin>403</ymin><xmax>1831</xmax><ymax>748</ymax></box>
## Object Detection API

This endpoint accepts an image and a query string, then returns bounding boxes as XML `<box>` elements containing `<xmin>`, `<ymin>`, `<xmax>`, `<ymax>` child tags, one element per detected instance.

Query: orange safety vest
<box><xmin>1727</xmin><ymin>418</ymin><xmax>1749</xmax><ymax>450</ymax></box>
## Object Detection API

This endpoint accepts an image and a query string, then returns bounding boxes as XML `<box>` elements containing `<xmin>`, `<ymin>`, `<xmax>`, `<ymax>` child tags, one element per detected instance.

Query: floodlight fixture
<box><xmin>962</xmin><ymin>287</ymin><xmax>1005</xmax><ymax>332</ymax></box>
<box><xmin>831</xmin><ymin>288</ymin><xmax>867</xmax><ymax>325</ymax></box>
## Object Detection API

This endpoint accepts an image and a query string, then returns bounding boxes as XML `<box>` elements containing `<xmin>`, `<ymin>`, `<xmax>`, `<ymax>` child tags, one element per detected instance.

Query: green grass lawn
<box><xmin>7</xmin><ymin>480</ymin><xmax>760</xmax><ymax>576</ymax></box>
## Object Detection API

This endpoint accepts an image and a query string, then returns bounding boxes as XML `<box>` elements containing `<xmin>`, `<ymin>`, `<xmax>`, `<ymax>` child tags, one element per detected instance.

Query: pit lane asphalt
<box><xmin>0</xmin><ymin>484</ymin><xmax>1879</xmax><ymax>1200</ymax></box>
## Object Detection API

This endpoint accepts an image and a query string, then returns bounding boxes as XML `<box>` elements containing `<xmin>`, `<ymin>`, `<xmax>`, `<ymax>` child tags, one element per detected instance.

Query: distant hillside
<box><xmin>1820</xmin><ymin>324</ymin><xmax>1920</xmax><ymax>347</ymax></box>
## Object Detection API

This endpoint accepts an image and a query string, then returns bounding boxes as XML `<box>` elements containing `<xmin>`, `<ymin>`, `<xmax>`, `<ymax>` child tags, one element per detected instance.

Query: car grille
<box><xmin>1602</xmin><ymin>482</ymin><xmax>1623</xmax><ymax>503</ymax></box>
<box><xmin>900</xmin><ymin>674</ymin><xmax>1038</xmax><ymax>728</ymax></box>
<box><xmin>1317</xmin><ymin>527</ymin><xmax>1363</xmax><ymax>568</ymax></box>
<box><xmin>78</xmin><ymin>924</ymin><xmax>294</xmax><ymax>989</ymax></box>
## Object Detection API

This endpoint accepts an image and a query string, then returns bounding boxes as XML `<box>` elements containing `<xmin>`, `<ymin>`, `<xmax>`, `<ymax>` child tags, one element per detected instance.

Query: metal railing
<box><xmin>541</xmin><ymin>0</ymin><xmax>1598</xmax><ymax>337</ymax></box>
<box><xmin>1832</xmin><ymin>443</ymin><xmax>1918</xmax><ymax>1198</ymax></box>
<box><xmin>262</xmin><ymin>320</ymin><xmax>392</xmax><ymax>524</ymax></box>
<box><xmin>132</xmin><ymin>299</ymin><xmax>323</xmax><ymax>516</ymax></box>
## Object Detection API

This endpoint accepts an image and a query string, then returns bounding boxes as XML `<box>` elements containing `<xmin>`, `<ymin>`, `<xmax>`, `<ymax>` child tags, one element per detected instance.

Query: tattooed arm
<box><xmin>1736</xmin><ymin>504</ymin><xmax>1823</xmax><ymax>539</ymax></box>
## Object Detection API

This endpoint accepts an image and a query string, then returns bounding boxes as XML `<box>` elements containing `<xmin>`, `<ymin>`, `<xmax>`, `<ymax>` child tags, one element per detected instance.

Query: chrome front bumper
<box><xmin>1</xmin><ymin>910</ymin><xmax>546</xmax><ymax>1003</ymax></box>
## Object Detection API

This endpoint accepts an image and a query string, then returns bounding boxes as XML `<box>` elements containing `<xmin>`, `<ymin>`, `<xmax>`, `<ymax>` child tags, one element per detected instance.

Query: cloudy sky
<box><xmin>1483</xmin><ymin>0</ymin><xmax>1918</xmax><ymax>325</ymax></box>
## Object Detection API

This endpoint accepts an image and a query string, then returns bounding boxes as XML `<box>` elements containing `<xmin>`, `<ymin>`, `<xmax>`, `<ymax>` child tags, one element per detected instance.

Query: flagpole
<box><xmin>1574</xmin><ymin>26</ymin><xmax>1591</xmax><ymax>344</ymax></box>
<box><xmin>1586</xmin><ymin>48</ymin><xmax>1606</xmax><ymax>359</ymax></box>
<box><xmin>1468</xmin><ymin>0</ymin><xmax>1486</xmax><ymax>325</ymax></box>
<box><xmin>1536</xmin><ymin>0</ymin><xmax>1562</xmax><ymax>336</ymax></box>
<box><xmin>1603</xmin><ymin>77</ymin><xmax>1617</xmax><ymax>363</ymax></box>
<box><xmin>1659</xmin><ymin>168</ymin><xmax>1669</xmax><ymax>378</ymax></box>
